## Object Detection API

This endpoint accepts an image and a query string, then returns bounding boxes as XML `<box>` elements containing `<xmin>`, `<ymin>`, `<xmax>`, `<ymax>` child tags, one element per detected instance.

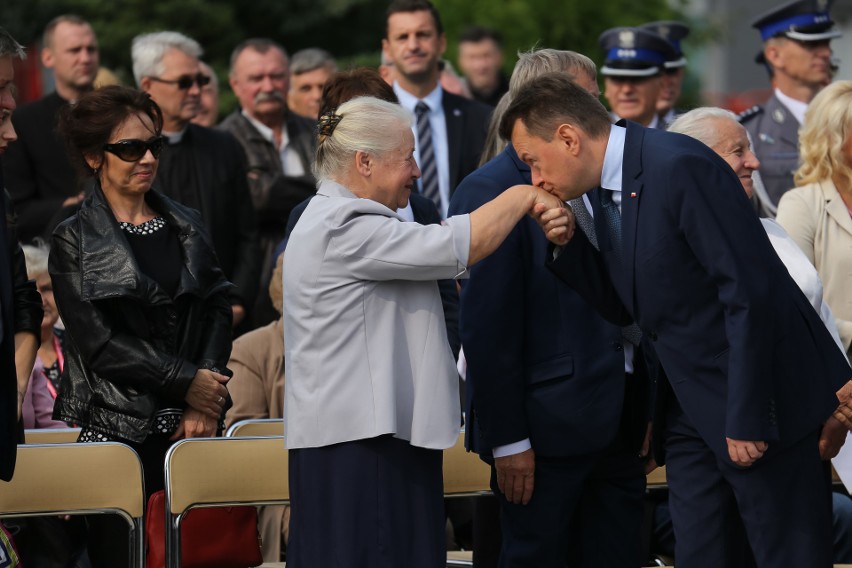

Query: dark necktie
<box><xmin>598</xmin><ymin>188</ymin><xmax>623</xmax><ymax>265</ymax></box>
<box><xmin>571</xmin><ymin>195</ymin><xmax>642</xmax><ymax>346</ymax></box>
<box><xmin>415</xmin><ymin>101</ymin><xmax>440</xmax><ymax>209</ymax></box>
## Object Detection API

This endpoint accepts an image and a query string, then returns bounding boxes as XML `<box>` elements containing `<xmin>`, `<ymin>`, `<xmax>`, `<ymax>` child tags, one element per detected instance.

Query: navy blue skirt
<box><xmin>287</xmin><ymin>434</ymin><xmax>445</xmax><ymax>567</ymax></box>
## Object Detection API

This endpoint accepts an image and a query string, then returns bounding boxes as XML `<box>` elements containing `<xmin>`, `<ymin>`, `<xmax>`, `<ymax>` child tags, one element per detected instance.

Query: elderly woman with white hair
<box><xmin>283</xmin><ymin>96</ymin><xmax>568</xmax><ymax>567</ymax></box>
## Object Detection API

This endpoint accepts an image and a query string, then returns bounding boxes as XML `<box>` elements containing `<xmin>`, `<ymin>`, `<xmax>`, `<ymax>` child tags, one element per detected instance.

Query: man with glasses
<box><xmin>219</xmin><ymin>38</ymin><xmax>317</xmax><ymax>328</ymax></box>
<box><xmin>133</xmin><ymin>31</ymin><xmax>260</xmax><ymax>331</ymax></box>
<box><xmin>2</xmin><ymin>15</ymin><xmax>99</xmax><ymax>242</ymax></box>
<box><xmin>742</xmin><ymin>0</ymin><xmax>841</xmax><ymax>216</ymax></box>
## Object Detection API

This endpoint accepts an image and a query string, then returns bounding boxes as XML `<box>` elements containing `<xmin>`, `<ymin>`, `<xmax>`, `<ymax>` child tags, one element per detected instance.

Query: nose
<box><xmin>2</xmin><ymin>122</ymin><xmax>17</xmax><ymax>143</ymax></box>
<box><xmin>412</xmin><ymin>160</ymin><xmax>421</xmax><ymax>180</ymax></box>
<box><xmin>531</xmin><ymin>169</ymin><xmax>545</xmax><ymax>188</ymax></box>
<box><xmin>745</xmin><ymin>149</ymin><xmax>760</xmax><ymax>171</ymax></box>
<box><xmin>140</xmin><ymin>148</ymin><xmax>157</xmax><ymax>163</ymax></box>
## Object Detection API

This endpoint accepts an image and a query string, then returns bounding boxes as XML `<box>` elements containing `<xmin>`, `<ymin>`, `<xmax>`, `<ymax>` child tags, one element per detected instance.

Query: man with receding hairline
<box><xmin>3</xmin><ymin>15</ymin><xmax>99</xmax><ymax>242</ymax></box>
<box><xmin>502</xmin><ymin>71</ymin><xmax>852</xmax><ymax>568</ymax></box>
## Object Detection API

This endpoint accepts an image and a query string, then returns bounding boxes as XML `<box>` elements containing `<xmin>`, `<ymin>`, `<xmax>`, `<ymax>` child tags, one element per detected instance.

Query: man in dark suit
<box><xmin>501</xmin><ymin>72</ymin><xmax>852</xmax><ymax>568</ymax></box>
<box><xmin>449</xmin><ymin>51</ymin><xmax>649</xmax><ymax>567</ymax></box>
<box><xmin>0</xmin><ymin>27</ymin><xmax>44</xmax><ymax>481</ymax></box>
<box><xmin>382</xmin><ymin>0</ymin><xmax>491</xmax><ymax>219</ymax></box>
<box><xmin>742</xmin><ymin>0</ymin><xmax>841</xmax><ymax>217</ymax></box>
<box><xmin>2</xmin><ymin>15</ymin><xmax>99</xmax><ymax>242</ymax></box>
<box><xmin>133</xmin><ymin>31</ymin><xmax>260</xmax><ymax>329</ymax></box>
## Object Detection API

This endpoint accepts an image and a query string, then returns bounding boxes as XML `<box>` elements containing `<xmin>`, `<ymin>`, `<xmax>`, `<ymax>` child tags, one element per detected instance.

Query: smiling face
<box><xmin>709</xmin><ymin>118</ymin><xmax>760</xmax><ymax>197</ymax></box>
<box><xmin>88</xmin><ymin>112</ymin><xmax>159</xmax><ymax>199</ymax></box>
<box><xmin>604</xmin><ymin>75</ymin><xmax>661</xmax><ymax>126</ymax></box>
<box><xmin>382</xmin><ymin>10</ymin><xmax>446</xmax><ymax>89</ymax></box>
<box><xmin>368</xmin><ymin>128</ymin><xmax>420</xmax><ymax>210</ymax></box>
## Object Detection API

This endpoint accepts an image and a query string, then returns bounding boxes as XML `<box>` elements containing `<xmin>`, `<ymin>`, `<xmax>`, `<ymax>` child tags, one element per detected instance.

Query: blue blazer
<box><xmin>449</xmin><ymin>145</ymin><xmax>645</xmax><ymax>458</ymax></box>
<box><xmin>550</xmin><ymin>122</ymin><xmax>852</xmax><ymax>463</ymax></box>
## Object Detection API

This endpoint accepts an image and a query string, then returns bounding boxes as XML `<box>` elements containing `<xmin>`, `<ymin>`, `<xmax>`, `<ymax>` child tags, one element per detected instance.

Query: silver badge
<box><xmin>772</xmin><ymin>109</ymin><xmax>785</xmax><ymax>124</ymax></box>
<box><xmin>658</xmin><ymin>25</ymin><xmax>670</xmax><ymax>38</ymax></box>
<box><xmin>619</xmin><ymin>30</ymin><xmax>635</xmax><ymax>48</ymax></box>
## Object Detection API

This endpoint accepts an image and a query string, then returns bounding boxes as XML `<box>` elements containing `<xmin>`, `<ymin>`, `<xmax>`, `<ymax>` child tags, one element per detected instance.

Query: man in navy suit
<box><xmin>382</xmin><ymin>0</ymin><xmax>491</xmax><ymax>218</ymax></box>
<box><xmin>500</xmin><ymin>72</ymin><xmax>852</xmax><ymax>568</ymax></box>
<box><xmin>449</xmin><ymin>50</ymin><xmax>649</xmax><ymax>567</ymax></box>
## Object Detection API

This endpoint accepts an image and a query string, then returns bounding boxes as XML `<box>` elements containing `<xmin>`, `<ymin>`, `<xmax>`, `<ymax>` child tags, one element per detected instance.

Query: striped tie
<box><xmin>415</xmin><ymin>101</ymin><xmax>440</xmax><ymax>209</ymax></box>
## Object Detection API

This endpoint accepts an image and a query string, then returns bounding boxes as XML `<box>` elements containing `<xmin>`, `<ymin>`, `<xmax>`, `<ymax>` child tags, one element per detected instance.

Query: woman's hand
<box><xmin>171</xmin><ymin>407</ymin><xmax>217</xmax><ymax>440</ymax></box>
<box><xmin>185</xmin><ymin>368</ymin><xmax>229</xmax><ymax>418</ymax></box>
<box><xmin>529</xmin><ymin>187</ymin><xmax>575</xmax><ymax>246</ymax></box>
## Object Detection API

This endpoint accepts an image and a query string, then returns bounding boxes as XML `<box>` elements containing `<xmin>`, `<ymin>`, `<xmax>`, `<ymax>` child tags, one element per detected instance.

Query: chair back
<box><xmin>24</xmin><ymin>427</ymin><xmax>81</xmax><ymax>444</ymax></box>
<box><xmin>0</xmin><ymin>442</ymin><xmax>145</xmax><ymax>567</ymax></box>
<box><xmin>224</xmin><ymin>418</ymin><xmax>284</xmax><ymax>438</ymax></box>
<box><xmin>443</xmin><ymin>430</ymin><xmax>491</xmax><ymax>497</ymax></box>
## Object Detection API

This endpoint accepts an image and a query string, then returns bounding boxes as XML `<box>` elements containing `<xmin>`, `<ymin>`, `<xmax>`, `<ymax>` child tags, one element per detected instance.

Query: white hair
<box><xmin>23</xmin><ymin>241</ymin><xmax>49</xmax><ymax>279</ymax></box>
<box><xmin>667</xmin><ymin>107</ymin><xmax>739</xmax><ymax>148</ymax></box>
<box><xmin>131</xmin><ymin>31</ymin><xmax>203</xmax><ymax>86</ymax></box>
<box><xmin>313</xmin><ymin>96</ymin><xmax>411</xmax><ymax>183</ymax></box>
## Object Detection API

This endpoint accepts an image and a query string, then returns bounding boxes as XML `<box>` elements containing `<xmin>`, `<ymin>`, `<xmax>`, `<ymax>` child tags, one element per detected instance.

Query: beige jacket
<box><xmin>777</xmin><ymin>179</ymin><xmax>852</xmax><ymax>361</ymax></box>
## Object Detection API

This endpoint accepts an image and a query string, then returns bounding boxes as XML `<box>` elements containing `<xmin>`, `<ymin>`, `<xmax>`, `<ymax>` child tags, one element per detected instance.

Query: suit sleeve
<box><xmin>670</xmin><ymin>152</ymin><xmax>784</xmax><ymax>441</ymax></box>
<box><xmin>225</xmin><ymin>334</ymin><xmax>274</xmax><ymax>427</ymax></box>
<box><xmin>49</xmin><ymin>222</ymin><xmax>199</xmax><ymax>401</ymax></box>
<box><xmin>7</xmin><ymin>193</ymin><xmax>42</xmax><ymax>338</ymax></box>
<box><xmin>448</xmin><ymin>179</ymin><xmax>529</xmax><ymax>450</ymax></box>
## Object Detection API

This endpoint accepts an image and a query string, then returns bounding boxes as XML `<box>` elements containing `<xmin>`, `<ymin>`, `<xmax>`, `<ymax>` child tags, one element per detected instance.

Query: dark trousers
<box><xmin>665</xmin><ymin>403</ymin><xmax>833</xmax><ymax>568</ymax></box>
<box><xmin>287</xmin><ymin>435</ymin><xmax>445</xmax><ymax>568</ymax></box>
<box><xmin>493</xmin><ymin>441</ymin><xmax>645</xmax><ymax>567</ymax></box>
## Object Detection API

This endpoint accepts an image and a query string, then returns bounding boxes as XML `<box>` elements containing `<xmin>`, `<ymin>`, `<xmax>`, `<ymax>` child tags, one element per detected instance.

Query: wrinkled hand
<box><xmin>819</xmin><ymin>415</ymin><xmax>848</xmax><ymax>460</ymax></box>
<box><xmin>171</xmin><ymin>407</ymin><xmax>217</xmax><ymax>440</ymax></box>
<box><xmin>834</xmin><ymin>380</ymin><xmax>852</xmax><ymax>429</ymax></box>
<box><xmin>185</xmin><ymin>368</ymin><xmax>229</xmax><ymax>418</ymax></box>
<box><xmin>641</xmin><ymin>422</ymin><xmax>658</xmax><ymax>474</ymax></box>
<box><xmin>495</xmin><ymin>448</ymin><xmax>535</xmax><ymax>505</ymax></box>
<box><xmin>530</xmin><ymin>187</ymin><xmax>574</xmax><ymax>246</ymax></box>
<box><xmin>726</xmin><ymin>437</ymin><xmax>768</xmax><ymax>467</ymax></box>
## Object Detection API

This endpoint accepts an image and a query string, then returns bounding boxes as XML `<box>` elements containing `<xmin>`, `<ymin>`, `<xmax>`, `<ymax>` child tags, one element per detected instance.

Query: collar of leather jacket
<box><xmin>75</xmin><ymin>181</ymin><xmax>232</xmax><ymax>304</ymax></box>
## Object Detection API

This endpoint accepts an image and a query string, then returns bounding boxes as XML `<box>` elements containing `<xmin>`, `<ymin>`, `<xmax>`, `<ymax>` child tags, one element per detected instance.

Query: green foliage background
<box><xmin>2</xmin><ymin>0</ymin><xmax>701</xmax><ymax>113</ymax></box>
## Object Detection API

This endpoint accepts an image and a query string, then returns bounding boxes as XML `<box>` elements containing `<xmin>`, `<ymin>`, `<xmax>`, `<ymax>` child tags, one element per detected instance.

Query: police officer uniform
<box><xmin>640</xmin><ymin>21</ymin><xmax>690</xmax><ymax>127</ymax></box>
<box><xmin>598</xmin><ymin>27</ymin><xmax>679</xmax><ymax>129</ymax></box>
<box><xmin>741</xmin><ymin>0</ymin><xmax>842</xmax><ymax>216</ymax></box>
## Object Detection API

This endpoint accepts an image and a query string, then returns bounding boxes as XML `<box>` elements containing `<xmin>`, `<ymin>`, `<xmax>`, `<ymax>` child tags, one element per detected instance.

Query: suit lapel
<box><xmin>621</xmin><ymin>123</ymin><xmax>645</xmax><ymax>315</ymax></box>
<box><xmin>823</xmin><ymin>180</ymin><xmax>852</xmax><ymax>239</ymax></box>
<box><xmin>442</xmin><ymin>93</ymin><xmax>462</xmax><ymax>193</ymax></box>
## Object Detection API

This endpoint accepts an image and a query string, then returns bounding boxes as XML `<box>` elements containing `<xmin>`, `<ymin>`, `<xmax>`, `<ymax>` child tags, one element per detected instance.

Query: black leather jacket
<box><xmin>49</xmin><ymin>184</ymin><xmax>233</xmax><ymax>442</ymax></box>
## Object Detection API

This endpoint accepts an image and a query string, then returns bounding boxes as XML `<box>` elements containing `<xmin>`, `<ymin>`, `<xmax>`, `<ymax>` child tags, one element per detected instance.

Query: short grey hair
<box><xmin>131</xmin><ymin>31</ymin><xmax>203</xmax><ymax>86</ymax></box>
<box><xmin>509</xmin><ymin>48</ymin><xmax>596</xmax><ymax>98</ymax></box>
<box><xmin>667</xmin><ymin>107</ymin><xmax>739</xmax><ymax>149</ymax></box>
<box><xmin>290</xmin><ymin>48</ymin><xmax>337</xmax><ymax>76</ymax></box>
<box><xmin>313</xmin><ymin>96</ymin><xmax>411</xmax><ymax>183</ymax></box>
<box><xmin>23</xmin><ymin>241</ymin><xmax>50</xmax><ymax>279</ymax></box>
<box><xmin>0</xmin><ymin>27</ymin><xmax>25</xmax><ymax>60</ymax></box>
<box><xmin>229</xmin><ymin>39</ymin><xmax>287</xmax><ymax>78</ymax></box>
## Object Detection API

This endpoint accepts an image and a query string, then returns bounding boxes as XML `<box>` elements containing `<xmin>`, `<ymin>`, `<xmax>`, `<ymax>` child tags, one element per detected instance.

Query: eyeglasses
<box><xmin>104</xmin><ymin>136</ymin><xmax>166</xmax><ymax>162</ymax></box>
<box><xmin>148</xmin><ymin>73</ymin><xmax>211</xmax><ymax>90</ymax></box>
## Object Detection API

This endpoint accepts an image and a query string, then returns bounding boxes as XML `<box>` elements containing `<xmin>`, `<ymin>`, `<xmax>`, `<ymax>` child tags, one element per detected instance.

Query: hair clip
<box><xmin>317</xmin><ymin>111</ymin><xmax>343</xmax><ymax>138</ymax></box>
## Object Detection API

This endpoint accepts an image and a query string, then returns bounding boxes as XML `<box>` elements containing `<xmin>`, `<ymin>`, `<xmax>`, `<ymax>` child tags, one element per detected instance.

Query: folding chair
<box><xmin>23</xmin><ymin>427</ymin><xmax>81</xmax><ymax>444</ymax></box>
<box><xmin>224</xmin><ymin>418</ymin><xmax>284</xmax><ymax>438</ymax></box>
<box><xmin>443</xmin><ymin>430</ymin><xmax>492</xmax><ymax>567</ymax></box>
<box><xmin>0</xmin><ymin>442</ymin><xmax>145</xmax><ymax>567</ymax></box>
<box><xmin>163</xmin><ymin>436</ymin><xmax>289</xmax><ymax>568</ymax></box>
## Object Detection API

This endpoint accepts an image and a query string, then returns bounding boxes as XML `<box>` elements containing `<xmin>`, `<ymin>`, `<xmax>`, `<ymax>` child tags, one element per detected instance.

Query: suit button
<box><xmin>613</xmin><ymin>342</ymin><xmax>623</xmax><ymax>351</ymax></box>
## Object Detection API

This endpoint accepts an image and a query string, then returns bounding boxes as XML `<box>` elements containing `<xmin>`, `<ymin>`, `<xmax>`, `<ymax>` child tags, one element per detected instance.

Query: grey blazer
<box><xmin>283</xmin><ymin>181</ymin><xmax>470</xmax><ymax>449</ymax></box>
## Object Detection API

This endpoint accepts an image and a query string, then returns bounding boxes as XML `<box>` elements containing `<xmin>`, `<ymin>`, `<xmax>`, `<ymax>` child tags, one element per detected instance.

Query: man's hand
<box><xmin>726</xmin><ymin>437</ymin><xmax>768</xmax><ymax>467</ymax></box>
<box><xmin>495</xmin><ymin>448</ymin><xmax>535</xmax><ymax>505</ymax></box>
<box><xmin>640</xmin><ymin>422</ymin><xmax>658</xmax><ymax>474</ymax></box>
<box><xmin>170</xmin><ymin>407</ymin><xmax>217</xmax><ymax>440</ymax></box>
<box><xmin>819</xmin><ymin>415</ymin><xmax>848</xmax><ymax>460</ymax></box>
<box><xmin>834</xmin><ymin>380</ymin><xmax>852</xmax><ymax>428</ymax></box>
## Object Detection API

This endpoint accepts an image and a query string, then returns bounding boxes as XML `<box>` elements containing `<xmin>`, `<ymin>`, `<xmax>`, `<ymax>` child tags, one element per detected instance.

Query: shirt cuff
<box><xmin>493</xmin><ymin>438</ymin><xmax>532</xmax><ymax>458</ymax></box>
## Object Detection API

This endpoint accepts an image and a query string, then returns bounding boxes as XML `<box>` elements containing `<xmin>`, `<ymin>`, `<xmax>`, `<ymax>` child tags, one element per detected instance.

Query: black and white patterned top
<box><xmin>118</xmin><ymin>216</ymin><xmax>167</xmax><ymax>235</ymax></box>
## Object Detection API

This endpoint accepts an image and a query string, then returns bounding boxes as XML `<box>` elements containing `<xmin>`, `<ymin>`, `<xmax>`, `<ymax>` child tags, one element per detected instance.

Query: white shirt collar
<box><xmin>774</xmin><ymin>88</ymin><xmax>808</xmax><ymax>126</ymax></box>
<box><xmin>601</xmin><ymin>124</ymin><xmax>627</xmax><ymax>192</ymax></box>
<box><xmin>241</xmin><ymin>109</ymin><xmax>287</xmax><ymax>145</ymax></box>
<box><xmin>393</xmin><ymin>82</ymin><xmax>443</xmax><ymax>113</ymax></box>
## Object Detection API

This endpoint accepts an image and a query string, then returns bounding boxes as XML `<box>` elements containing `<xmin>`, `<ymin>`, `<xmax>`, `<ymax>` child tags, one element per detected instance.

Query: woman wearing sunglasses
<box><xmin>49</xmin><ymin>85</ymin><xmax>233</xmax><ymax>566</ymax></box>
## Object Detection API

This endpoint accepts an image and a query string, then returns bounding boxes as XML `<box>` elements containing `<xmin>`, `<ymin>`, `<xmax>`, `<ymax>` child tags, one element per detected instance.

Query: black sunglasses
<box><xmin>104</xmin><ymin>136</ymin><xmax>166</xmax><ymax>162</ymax></box>
<box><xmin>149</xmin><ymin>73</ymin><xmax>211</xmax><ymax>90</ymax></box>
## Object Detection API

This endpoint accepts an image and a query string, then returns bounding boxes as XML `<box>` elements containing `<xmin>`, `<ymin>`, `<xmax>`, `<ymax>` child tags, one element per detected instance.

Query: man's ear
<box><xmin>556</xmin><ymin>124</ymin><xmax>581</xmax><ymax>157</ymax></box>
<box><xmin>139</xmin><ymin>76</ymin><xmax>153</xmax><ymax>94</ymax></box>
<box><xmin>41</xmin><ymin>47</ymin><xmax>54</xmax><ymax>70</ymax></box>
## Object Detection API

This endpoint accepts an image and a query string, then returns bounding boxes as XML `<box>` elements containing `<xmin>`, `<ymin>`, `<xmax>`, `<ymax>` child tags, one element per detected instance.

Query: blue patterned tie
<box><xmin>598</xmin><ymin>188</ymin><xmax>623</xmax><ymax>265</ymax></box>
<box><xmin>415</xmin><ymin>101</ymin><xmax>440</xmax><ymax>209</ymax></box>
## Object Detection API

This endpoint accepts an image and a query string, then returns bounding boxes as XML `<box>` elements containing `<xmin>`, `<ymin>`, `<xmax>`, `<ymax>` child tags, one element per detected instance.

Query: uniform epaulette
<box><xmin>737</xmin><ymin>105</ymin><xmax>763</xmax><ymax>124</ymax></box>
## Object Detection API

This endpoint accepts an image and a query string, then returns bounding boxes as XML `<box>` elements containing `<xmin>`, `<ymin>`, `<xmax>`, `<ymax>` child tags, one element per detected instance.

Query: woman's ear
<box><xmin>84</xmin><ymin>153</ymin><xmax>103</xmax><ymax>174</ymax></box>
<box><xmin>355</xmin><ymin>150</ymin><xmax>372</xmax><ymax>177</ymax></box>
